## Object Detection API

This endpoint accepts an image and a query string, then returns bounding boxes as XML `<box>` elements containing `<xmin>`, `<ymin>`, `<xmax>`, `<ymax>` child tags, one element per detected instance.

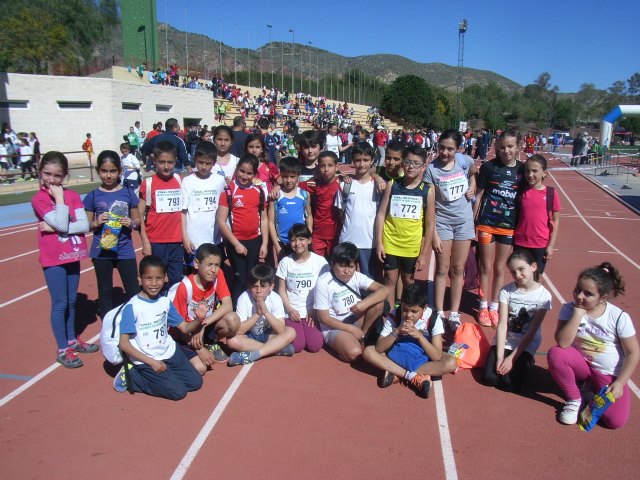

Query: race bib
<box><xmin>439</xmin><ymin>171</ymin><xmax>468</xmax><ymax>201</ymax></box>
<box><xmin>287</xmin><ymin>274</ymin><xmax>314</xmax><ymax>296</ymax></box>
<box><xmin>390</xmin><ymin>194</ymin><xmax>422</xmax><ymax>220</ymax></box>
<box><xmin>191</xmin><ymin>189</ymin><xmax>218</xmax><ymax>212</ymax></box>
<box><xmin>155</xmin><ymin>189</ymin><xmax>181</xmax><ymax>213</ymax></box>
<box><xmin>138</xmin><ymin>313</ymin><xmax>169</xmax><ymax>349</ymax></box>
<box><xmin>333</xmin><ymin>288</ymin><xmax>358</xmax><ymax>316</ymax></box>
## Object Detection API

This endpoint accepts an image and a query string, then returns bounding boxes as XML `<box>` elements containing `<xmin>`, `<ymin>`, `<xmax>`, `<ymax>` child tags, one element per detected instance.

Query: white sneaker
<box><xmin>448</xmin><ymin>312</ymin><xmax>461</xmax><ymax>330</ymax></box>
<box><xmin>559</xmin><ymin>400</ymin><xmax>581</xmax><ymax>425</ymax></box>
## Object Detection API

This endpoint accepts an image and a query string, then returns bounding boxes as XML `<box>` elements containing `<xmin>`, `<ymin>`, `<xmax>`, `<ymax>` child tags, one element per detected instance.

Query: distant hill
<box><xmin>157</xmin><ymin>24</ymin><xmax>521</xmax><ymax>92</ymax></box>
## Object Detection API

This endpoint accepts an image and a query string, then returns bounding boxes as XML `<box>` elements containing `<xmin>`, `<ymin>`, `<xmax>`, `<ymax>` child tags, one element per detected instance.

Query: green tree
<box><xmin>0</xmin><ymin>8</ymin><xmax>71</xmax><ymax>73</ymax></box>
<box><xmin>381</xmin><ymin>75</ymin><xmax>436</xmax><ymax>127</ymax></box>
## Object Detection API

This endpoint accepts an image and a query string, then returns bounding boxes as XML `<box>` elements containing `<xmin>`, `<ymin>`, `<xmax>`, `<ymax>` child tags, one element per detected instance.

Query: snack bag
<box><xmin>447</xmin><ymin>343</ymin><xmax>469</xmax><ymax>374</ymax></box>
<box><xmin>99</xmin><ymin>201</ymin><xmax>129</xmax><ymax>252</ymax></box>
<box><xmin>579</xmin><ymin>386</ymin><xmax>615</xmax><ymax>432</ymax></box>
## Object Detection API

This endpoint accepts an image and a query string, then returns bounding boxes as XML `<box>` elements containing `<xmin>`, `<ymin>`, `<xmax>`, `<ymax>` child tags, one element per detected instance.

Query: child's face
<box><xmin>280</xmin><ymin>171</ymin><xmax>299</xmax><ymax>191</ymax></box>
<box><xmin>138</xmin><ymin>265</ymin><xmax>167</xmax><ymax>298</ymax></box>
<box><xmin>402</xmin><ymin>153</ymin><xmax>426</xmax><ymax>180</ymax></box>
<box><xmin>195</xmin><ymin>156</ymin><xmax>215</xmax><ymax>177</ymax></box>
<box><xmin>40</xmin><ymin>163</ymin><xmax>66</xmax><ymax>189</ymax></box>
<box><xmin>332</xmin><ymin>261</ymin><xmax>356</xmax><ymax>283</ymax></box>
<box><xmin>97</xmin><ymin>161</ymin><xmax>121</xmax><ymax>188</ymax></box>
<box><xmin>384</xmin><ymin>149</ymin><xmax>403</xmax><ymax>175</ymax></box>
<box><xmin>246</xmin><ymin>139</ymin><xmax>263</xmax><ymax>158</ymax></box>
<box><xmin>195</xmin><ymin>254</ymin><xmax>221</xmax><ymax>284</ymax></box>
<box><xmin>525</xmin><ymin>160</ymin><xmax>546</xmax><ymax>187</ymax></box>
<box><xmin>352</xmin><ymin>153</ymin><xmax>373</xmax><ymax>177</ymax></box>
<box><xmin>215</xmin><ymin>132</ymin><xmax>232</xmax><ymax>154</ymax></box>
<box><xmin>498</xmin><ymin>136</ymin><xmax>519</xmax><ymax>164</ymax></box>
<box><xmin>508</xmin><ymin>258</ymin><xmax>536</xmax><ymax>288</ymax></box>
<box><xmin>437</xmin><ymin>138</ymin><xmax>457</xmax><ymax>163</ymax></box>
<box><xmin>154</xmin><ymin>152</ymin><xmax>177</xmax><ymax>179</ymax></box>
<box><xmin>572</xmin><ymin>277</ymin><xmax>602</xmax><ymax>312</ymax></box>
<box><xmin>318</xmin><ymin>155</ymin><xmax>337</xmax><ymax>182</ymax></box>
<box><xmin>302</xmin><ymin>144</ymin><xmax>321</xmax><ymax>164</ymax></box>
<box><xmin>235</xmin><ymin>161</ymin><xmax>256</xmax><ymax>186</ymax></box>
<box><xmin>400</xmin><ymin>303</ymin><xmax>426</xmax><ymax>325</ymax></box>
<box><xmin>249</xmin><ymin>280</ymin><xmax>273</xmax><ymax>302</ymax></box>
<box><xmin>289</xmin><ymin>235</ymin><xmax>310</xmax><ymax>256</ymax></box>
<box><xmin>120</xmin><ymin>148</ymin><xmax>130</xmax><ymax>156</ymax></box>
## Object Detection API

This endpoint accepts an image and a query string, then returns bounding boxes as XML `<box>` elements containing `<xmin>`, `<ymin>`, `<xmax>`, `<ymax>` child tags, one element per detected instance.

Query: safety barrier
<box><xmin>1</xmin><ymin>151</ymin><xmax>97</xmax><ymax>186</ymax></box>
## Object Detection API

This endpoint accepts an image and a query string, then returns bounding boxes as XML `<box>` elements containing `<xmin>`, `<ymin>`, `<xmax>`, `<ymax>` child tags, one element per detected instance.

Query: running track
<box><xmin>1</xmin><ymin>157</ymin><xmax>639</xmax><ymax>479</ymax></box>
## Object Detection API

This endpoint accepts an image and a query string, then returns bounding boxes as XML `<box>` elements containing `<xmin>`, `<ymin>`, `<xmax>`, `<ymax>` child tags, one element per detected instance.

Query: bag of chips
<box><xmin>99</xmin><ymin>201</ymin><xmax>129</xmax><ymax>252</ymax></box>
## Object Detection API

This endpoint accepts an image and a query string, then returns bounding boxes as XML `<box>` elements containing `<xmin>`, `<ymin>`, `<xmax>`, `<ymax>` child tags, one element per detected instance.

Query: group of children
<box><xmin>30</xmin><ymin>126</ymin><xmax>638</xmax><ymax>429</ymax></box>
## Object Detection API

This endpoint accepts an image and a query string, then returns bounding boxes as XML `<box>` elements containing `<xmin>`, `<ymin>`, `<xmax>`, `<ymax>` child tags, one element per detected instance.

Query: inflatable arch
<box><xmin>600</xmin><ymin>105</ymin><xmax>640</xmax><ymax>147</ymax></box>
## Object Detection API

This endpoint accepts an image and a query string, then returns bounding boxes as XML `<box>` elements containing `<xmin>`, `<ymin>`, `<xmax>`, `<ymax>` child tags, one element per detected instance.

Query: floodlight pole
<box><xmin>457</xmin><ymin>19</ymin><xmax>468</xmax><ymax>130</ymax></box>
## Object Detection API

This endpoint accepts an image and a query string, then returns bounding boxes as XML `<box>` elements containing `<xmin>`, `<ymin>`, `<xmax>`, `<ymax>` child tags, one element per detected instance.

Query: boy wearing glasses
<box><xmin>375</xmin><ymin>145</ymin><xmax>434</xmax><ymax>307</ymax></box>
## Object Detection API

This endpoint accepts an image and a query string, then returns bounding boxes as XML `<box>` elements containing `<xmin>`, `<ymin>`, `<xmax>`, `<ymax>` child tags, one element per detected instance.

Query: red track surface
<box><xmin>1</xmin><ymin>156</ymin><xmax>639</xmax><ymax>480</ymax></box>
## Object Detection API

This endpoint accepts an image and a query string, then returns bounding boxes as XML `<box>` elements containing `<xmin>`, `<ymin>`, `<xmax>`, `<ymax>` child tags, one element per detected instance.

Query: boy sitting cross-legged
<box><xmin>169</xmin><ymin>243</ymin><xmax>240</xmax><ymax>374</ymax></box>
<box><xmin>363</xmin><ymin>284</ymin><xmax>458</xmax><ymax>398</ymax></box>
<box><xmin>226</xmin><ymin>264</ymin><xmax>297</xmax><ymax>366</ymax></box>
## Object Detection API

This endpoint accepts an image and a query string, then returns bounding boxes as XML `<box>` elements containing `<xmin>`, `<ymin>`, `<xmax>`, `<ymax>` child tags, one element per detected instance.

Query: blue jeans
<box><xmin>43</xmin><ymin>262</ymin><xmax>80</xmax><ymax>349</ymax></box>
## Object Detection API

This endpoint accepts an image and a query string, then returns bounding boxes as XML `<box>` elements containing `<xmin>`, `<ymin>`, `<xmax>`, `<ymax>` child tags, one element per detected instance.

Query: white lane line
<box><xmin>426</xmin><ymin>251</ymin><xmax>458</xmax><ymax>480</ymax></box>
<box><xmin>0</xmin><ymin>249</ymin><xmax>39</xmax><ymax>263</ymax></box>
<box><xmin>542</xmin><ymin>273</ymin><xmax>640</xmax><ymax>401</ymax></box>
<box><xmin>587</xmin><ymin>251</ymin><xmax>618</xmax><ymax>255</ymax></box>
<box><xmin>170</xmin><ymin>364</ymin><xmax>254</xmax><ymax>480</ymax></box>
<box><xmin>434</xmin><ymin>380</ymin><xmax>458</xmax><ymax>480</ymax></box>
<box><xmin>0</xmin><ymin>222</ymin><xmax>38</xmax><ymax>233</ymax></box>
<box><xmin>0</xmin><ymin>226</ymin><xmax>37</xmax><ymax>237</ymax></box>
<box><xmin>0</xmin><ymin>244</ymin><xmax>137</xmax><ymax>309</ymax></box>
<box><xmin>0</xmin><ymin>333</ymin><xmax>100</xmax><ymax>407</ymax></box>
<box><xmin>549</xmin><ymin>172</ymin><xmax>640</xmax><ymax>271</ymax></box>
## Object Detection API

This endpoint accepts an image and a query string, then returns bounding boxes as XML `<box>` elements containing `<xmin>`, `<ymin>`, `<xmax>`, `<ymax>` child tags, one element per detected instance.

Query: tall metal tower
<box><xmin>456</xmin><ymin>19</ymin><xmax>468</xmax><ymax>130</ymax></box>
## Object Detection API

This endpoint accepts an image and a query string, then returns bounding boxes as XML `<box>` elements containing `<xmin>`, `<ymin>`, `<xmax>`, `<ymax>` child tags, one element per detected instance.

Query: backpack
<box><xmin>452</xmin><ymin>323</ymin><xmax>490</xmax><ymax>370</ymax></box>
<box><xmin>100</xmin><ymin>303</ymin><xmax>128</xmax><ymax>365</ymax></box>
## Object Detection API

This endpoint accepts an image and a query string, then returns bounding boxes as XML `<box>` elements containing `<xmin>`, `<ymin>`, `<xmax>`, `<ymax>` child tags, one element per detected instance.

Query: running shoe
<box><xmin>477</xmin><ymin>309</ymin><xmax>492</xmax><ymax>327</ymax></box>
<box><xmin>228</xmin><ymin>351</ymin><xmax>252</xmax><ymax>367</ymax></box>
<box><xmin>448</xmin><ymin>312</ymin><xmax>462</xmax><ymax>331</ymax></box>
<box><xmin>206</xmin><ymin>342</ymin><xmax>229</xmax><ymax>363</ymax></box>
<box><xmin>70</xmin><ymin>337</ymin><xmax>99</xmax><ymax>354</ymax></box>
<box><xmin>559</xmin><ymin>400</ymin><xmax>581</xmax><ymax>425</ymax></box>
<box><xmin>277</xmin><ymin>344</ymin><xmax>295</xmax><ymax>357</ymax></box>
<box><xmin>113</xmin><ymin>364</ymin><xmax>133</xmax><ymax>393</ymax></box>
<box><xmin>402</xmin><ymin>374</ymin><xmax>432</xmax><ymax>399</ymax></box>
<box><xmin>56</xmin><ymin>348</ymin><xmax>83</xmax><ymax>369</ymax></box>
<box><xmin>489</xmin><ymin>310</ymin><xmax>499</xmax><ymax>329</ymax></box>
<box><xmin>378</xmin><ymin>370</ymin><xmax>399</xmax><ymax>388</ymax></box>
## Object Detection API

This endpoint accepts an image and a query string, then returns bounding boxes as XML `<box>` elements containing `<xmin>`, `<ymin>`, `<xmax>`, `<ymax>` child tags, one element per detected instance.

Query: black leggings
<box><xmin>481</xmin><ymin>345</ymin><xmax>534</xmax><ymax>392</ymax></box>
<box><xmin>92</xmin><ymin>258</ymin><xmax>139</xmax><ymax>318</ymax></box>
<box><xmin>225</xmin><ymin>236</ymin><xmax>262</xmax><ymax>306</ymax></box>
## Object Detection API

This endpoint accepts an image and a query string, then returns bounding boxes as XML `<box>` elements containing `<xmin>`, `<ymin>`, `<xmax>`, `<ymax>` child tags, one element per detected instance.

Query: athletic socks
<box><xmin>479</xmin><ymin>300</ymin><xmax>488</xmax><ymax>310</ymax></box>
<box><xmin>404</xmin><ymin>371</ymin><xmax>417</xmax><ymax>381</ymax></box>
<box><xmin>248</xmin><ymin>351</ymin><xmax>262</xmax><ymax>362</ymax></box>
<box><xmin>490</xmin><ymin>302</ymin><xmax>499</xmax><ymax>312</ymax></box>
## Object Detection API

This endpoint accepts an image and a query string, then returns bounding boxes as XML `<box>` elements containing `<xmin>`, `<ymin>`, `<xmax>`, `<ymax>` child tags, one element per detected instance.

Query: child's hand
<box><xmin>287</xmin><ymin>307</ymin><xmax>301</xmax><ymax>322</ymax></box>
<box><xmin>432</xmin><ymin>234</ymin><xmax>443</xmax><ymax>254</ymax></box>
<box><xmin>607</xmin><ymin>380</ymin><xmax>625</xmax><ymax>399</ymax></box>
<box><xmin>190</xmin><ymin>329</ymin><xmax>205</xmax><ymax>350</ymax></box>
<box><xmin>119</xmin><ymin>217</ymin><xmax>132</xmax><ymax>228</ymax></box>
<box><xmin>97</xmin><ymin>212</ymin><xmax>110</xmax><ymax>225</ymax></box>
<box><xmin>465</xmin><ymin>185</ymin><xmax>476</xmax><ymax>200</ymax></box>
<box><xmin>259</xmin><ymin>243</ymin><xmax>267</xmax><ymax>261</ymax></box>
<box><xmin>375</xmin><ymin>177</ymin><xmax>387</xmax><ymax>194</ymax></box>
<box><xmin>39</xmin><ymin>221</ymin><xmax>54</xmax><ymax>233</ymax></box>
<box><xmin>269</xmin><ymin>184</ymin><xmax>281</xmax><ymax>200</ymax></box>
<box><xmin>183</xmin><ymin>236</ymin><xmax>195</xmax><ymax>255</ymax></box>
<box><xmin>415</xmin><ymin>253</ymin><xmax>428</xmax><ymax>272</ymax></box>
<box><xmin>350</xmin><ymin>301</ymin><xmax>367</xmax><ymax>316</ymax></box>
<box><xmin>497</xmin><ymin>356</ymin><xmax>514</xmax><ymax>375</ymax></box>
<box><xmin>343</xmin><ymin>175</ymin><xmax>352</xmax><ymax>185</ymax></box>
<box><xmin>150</xmin><ymin>359</ymin><xmax>167</xmax><ymax>373</ymax></box>
<box><xmin>196</xmin><ymin>348</ymin><xmax>215</xmax><ymax>368</ymax></box>
<box><xmin>194</xmin><ymin>301</ymin><xmax>208</xmax><ymax>321</ymax></box>
<box><xmin>400</xmin><ymin>320</ymin><xmax>420</xmax><ymax>339</ymax></box>
<box><xmin>48</xmin><ymin>184</ymin><xmax>64</xmax><ymax>202</ymax></box>
<box><xmin>234</xmin><ymin>243</ymin><xmax>248</xmax><ymax>256</ymax></box>
<box><xmin>544</xmin><ymin>246</ymin><xmax>554</xmax><ymax>261</ymax></box>
<box><xmin>349</xmin><ymin>324</ymin><xmax>365</xmax><ymax>342</ymax></box>
<box><xmin>376</xmin><ymin>244</ymin><xmax>386</xmax><ymax>263</ymax></box>
<box><xmin>142</xmin><ymin>240</ymin><xmax>152</xmax><ymax>257</ymax></box>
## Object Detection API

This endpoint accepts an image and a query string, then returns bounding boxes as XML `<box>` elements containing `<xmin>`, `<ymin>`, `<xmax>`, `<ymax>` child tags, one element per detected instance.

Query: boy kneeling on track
<box><xmin>363</xmin><ymin>284</ymin><xmax>458</xmax><ymax>398</ymax></box>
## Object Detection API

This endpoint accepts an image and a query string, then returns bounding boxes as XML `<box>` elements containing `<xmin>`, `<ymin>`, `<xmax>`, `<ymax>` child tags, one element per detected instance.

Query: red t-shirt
<box><xmin>301</xmin><ymin>178</ymin><xmax>341</xmax><ymax>240</ymax></box>
<box><xmin>514</xmin><ymin>186</ymin><xmax>560</xmax><ymax>248</ymax></box>
<box><xmin>146</xmin><ymin>129</ymin><xmax>161</xmax><ymax>141</ymax></box>
<box><xmin>139</xmin><ymin>174</ymin><xmax>182</xmax><ymax>243</ymax></box>
<box><xmin>257</xmin><ymin>162</ymin><xmax>280</xmax><ymax>192</ymax></box>
<box><xmin>172</xmin><ymin>271</ymin><xmax>230</xmax><ymax>322</ymax></box>
<box><xmin>219</xmin><ymin>180</ymin><xmax>266</xmax><ymax>240</ymax></box>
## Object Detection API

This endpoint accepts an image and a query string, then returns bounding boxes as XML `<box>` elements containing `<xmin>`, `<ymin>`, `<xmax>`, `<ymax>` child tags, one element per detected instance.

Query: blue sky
<box><xmin>157</xmin><ymin>0</ymin><xmax>638</xmax><ymax>93</ymax></box>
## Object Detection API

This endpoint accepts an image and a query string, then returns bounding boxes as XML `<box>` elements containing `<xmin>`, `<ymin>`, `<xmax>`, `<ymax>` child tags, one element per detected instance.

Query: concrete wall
<box><xmin>0</xmin><ymin>72</ymin><xmax>213</xmax><ymax>165</ymax></box>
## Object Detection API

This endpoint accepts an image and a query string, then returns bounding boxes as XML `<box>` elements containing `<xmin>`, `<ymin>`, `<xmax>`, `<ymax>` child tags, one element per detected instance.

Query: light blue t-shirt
<box><xmin>424</xmin><ymin>153</ymin><xmax>474</xmax><ymax>225</ymax></box>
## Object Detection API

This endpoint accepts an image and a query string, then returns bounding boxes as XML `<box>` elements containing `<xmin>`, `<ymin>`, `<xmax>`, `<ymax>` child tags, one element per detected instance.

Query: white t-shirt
<box><xmin>121</xmin><ymin>154</ymin><xmax>139</xmax><ymax>183</ymax></box>
<box><xmin>558</xmin><ymin>302</ymin><xmax>636</xmax><ymax>376</ymax></box>
<box><xmin>215</xmin><ymin>154</ymin><xmax>238</xmax><ymax>181</ymax></box>
<box><xmin>181</xmin><ymin>172</ymin><xmax>227</xmax><ymax>247</ymax></box>
<box><xmin>496</xmin><ymin>283</ymin><xmax>552</xmax><ymax>354</ymax></box>
<box><xmin>380</xmin><ymin>305</ymin><xmax>441</xmax><ymax>339</ymax></box>
<box><xmin>236</xmin><ymin>290</ymin><xmax>285</xmax><ymax>336</ymax></box>
<box><xmin>325</xmin><ymin>134</ymin><xmax>341</xmax><ymax>155</ymax></box>
<box><xmin>276</xmin><ymin>253</ymin><xmax>329</xmax><ymax>318</ymax></box>
<box><xmin>338</xmin><ymin>178</ymin><xmax>380</xmax><ymax>248</ymax></box>
<box><xmin>314</xmin><ymin>271</ymin><xmax>374</xmax><ymax>329</ymax></box>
